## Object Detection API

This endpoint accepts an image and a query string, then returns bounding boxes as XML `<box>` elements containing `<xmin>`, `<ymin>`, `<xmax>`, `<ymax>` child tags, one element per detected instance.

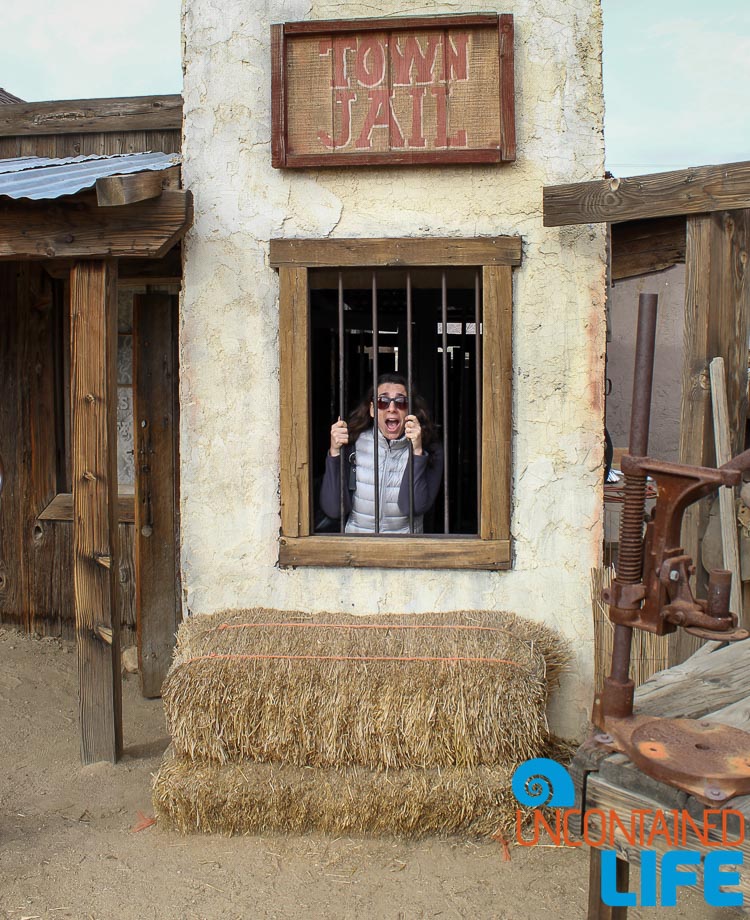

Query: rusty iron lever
<box><xmin>593</xmin><ymin>293</ymin><xmax>750</xmax><ymax>805</ymax></box>
<box><xmin>0</xmin><ymin>451</ymin><xmax>4</xmax><ymax>500</ymax></box>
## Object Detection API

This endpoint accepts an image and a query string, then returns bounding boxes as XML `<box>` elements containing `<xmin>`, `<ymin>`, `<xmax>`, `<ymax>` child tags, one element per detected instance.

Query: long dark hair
<box><xmin>347</xmin><ymin>372</ymin><xmax>437</xmax><ymax>448</ymax></box>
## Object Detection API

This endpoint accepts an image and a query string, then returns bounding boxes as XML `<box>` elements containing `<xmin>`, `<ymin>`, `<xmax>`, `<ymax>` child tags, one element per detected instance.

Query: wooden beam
<box><xmin>43</xmin><ymin>244</ymin><xmax>182</xmax><ymax>284</ymax></box>
<box><xmin>0</xmin><ymin>190</ymin><xmax>192</xmax><ymax>260</ymax></box>
<box><xmin>278</xmin><ymin>266</ymin><xmax>311</xmax><ymax>537</ymax></box>
<box><xmin>673</xmin><ymin>210</ymin><xmax>750</xmax><ymax>667</ymax></box>
<box><xmin>270</xmin><ymin>237</ymin><xmax>522</xmax><ymax>268</ymax></box>
<box><xmin>71</xmin><ymin>259</ymin><xmax>122</xmax><ymax>764</ymax></box>
<box><xmin>279</xmin><ymin>536</ymin><xmax>511</xmax><ymax>569</ymax></box>
<box><xmin>0</xmin><ymin>95</ymin><xmax>183</xmax><ymax>137</ymax></box>
<box><xmin>95</xmin><ymin>168</ymin><xmax>174</xmax><ymax>207</ymax></box>
<box><xmin>134</xmin><ymin>293</ymin><xmax>181</xmax><ymax>698</ymax></box>
<box><xmin>38</xmin><ymin>491</ymin><xmax>135</xmax><ymax>523</ymax></box>
<box><xmin>481</xmin><ymin>265</ymin><xmax>512</xmax><ymax>541</ymax></box>
<box><xmin>611</xmin><ymin>216</ymin><xmax>686</xmax><ymax>281</ymax></box>
<box><xmin>543</xmin><ymin>160</ymin><xmax>750</xmax><ymax>227</ymax></box>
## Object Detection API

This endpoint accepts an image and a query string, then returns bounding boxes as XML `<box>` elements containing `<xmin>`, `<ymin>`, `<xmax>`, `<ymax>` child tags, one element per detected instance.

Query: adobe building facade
<box><xmin>179</xmin><ymin>0</ymin><xmax>607</xmax><ymax>739</ymax></box>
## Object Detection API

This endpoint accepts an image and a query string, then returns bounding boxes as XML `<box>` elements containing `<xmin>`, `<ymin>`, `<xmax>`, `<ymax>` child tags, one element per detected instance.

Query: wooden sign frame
<box><xmin>271</xmin><ymin>13</ymin><xmax>515</xmax><ymax>168</ymax></box>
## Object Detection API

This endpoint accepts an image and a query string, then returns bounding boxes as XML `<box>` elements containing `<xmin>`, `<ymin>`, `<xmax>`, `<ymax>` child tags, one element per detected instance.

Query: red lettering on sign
<box><xmin>317</xmin><ymin>31</ymin><xmax>472</xmax><ymax>151</ymax></box>
<box><xmin>355</xmin><ymin>88</ymin><xmax>404</xmax><ymax>149</ymax></box>
<box><xmin>318</xmin><ymin>90</ymin><xmax>357</xmax><ymax>149</ymax></box>
<box><xmin>391</xmin><ymin>35</ymin><xmax>440</xmax><ymax>85</ymax></box>
<box><xmin>355</xmin><ymin>36</ymin><xmax>387</xmax><ymax>88</ymax></box>
<box><xmin>431</xmin><ymin>86</ymin><xmax>467</xmax><ymax>148</ymax></box>
<box><xmin>444</xmin><ymin>34</ymin><xmax>469</xmax><ymax>81</ymax></box>
<box><xmin>407</xmin><ymin>86</ymin><xmax>427</xmax><ymax>148</ymax></box>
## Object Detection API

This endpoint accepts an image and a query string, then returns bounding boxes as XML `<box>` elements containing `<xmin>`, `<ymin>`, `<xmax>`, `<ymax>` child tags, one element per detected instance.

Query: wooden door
<box><xmin>134</xmin><ymin>293</ymin><xmax>180</xmax><ymax>697</ymax></box>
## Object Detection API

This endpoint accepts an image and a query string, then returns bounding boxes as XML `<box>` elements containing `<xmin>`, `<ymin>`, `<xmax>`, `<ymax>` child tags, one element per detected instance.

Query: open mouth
<box><xmin>384</xmin><ymin>417</ymin><xmax>401</xmax><ymax>435</ymax></box>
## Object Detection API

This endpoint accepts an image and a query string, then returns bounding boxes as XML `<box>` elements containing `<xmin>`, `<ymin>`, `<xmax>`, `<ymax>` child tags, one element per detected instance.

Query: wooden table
<box><xmin>573</xmin><ymin>639</ymin><xmax>750</xmax><ymax>918</ymax></box>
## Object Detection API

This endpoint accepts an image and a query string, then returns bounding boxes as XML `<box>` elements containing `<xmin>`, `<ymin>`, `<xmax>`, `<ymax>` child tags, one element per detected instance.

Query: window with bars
<box><xmin>273</xmin><ymin>237</ymin><xmax>520</xmax><ymax>570</ymax></box>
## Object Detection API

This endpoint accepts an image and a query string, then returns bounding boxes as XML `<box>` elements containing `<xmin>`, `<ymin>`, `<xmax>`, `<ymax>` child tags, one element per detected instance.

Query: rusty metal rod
<box><xmin>407</xmin><ymin>272</ymin><xmax>414</xmax><ymax>533</ymax></box>
<box><xmin>610</xmin><ymin>292</ymin><xmax>659</xmax><ymax>686</ymax></box>
<box><xmin>372</xmin><ymin>272</ymin><xmax>380</xmax><ymax>534</ymax></box>
<box><xmin>338</xmin><ymin>272</ymin><xmax>345</xmax><ymax>533</ymax></box>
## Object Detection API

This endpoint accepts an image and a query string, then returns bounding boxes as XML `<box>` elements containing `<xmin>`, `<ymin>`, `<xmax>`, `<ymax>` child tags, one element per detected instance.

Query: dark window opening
<box><xmin>310</xmin><ymin>267</ymin><xmax>482</xmax><ymax>536</ymax></box>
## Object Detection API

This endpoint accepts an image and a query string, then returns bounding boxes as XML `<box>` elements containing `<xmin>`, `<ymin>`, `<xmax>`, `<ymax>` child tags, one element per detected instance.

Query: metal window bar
<box><xmin>406</xmin><ymin>272</ymin><xmax>415</xmax><ymax>533</ymax></box>
<box><xmin>475</xmin><ymin>270</ymin><xmax>482</xmax><ymax>532</ymax></box>
<box><xmin>372</xmin><ymin>272</ymin><xmax>380</xmax><ymax>534</ymax></box>
<box><xmin>441</xmin><ymin>272</ymin><xmax>450</xmax><ymax>533</ymax></box>
<box><xmin>338</xmin><ymin>272</ymin><xmax>346</xmax><ymax>533</ymax></box>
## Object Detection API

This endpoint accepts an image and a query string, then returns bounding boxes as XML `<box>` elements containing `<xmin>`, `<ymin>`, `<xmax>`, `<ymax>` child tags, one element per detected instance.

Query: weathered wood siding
<box><xmin>0</xmin><ymin>261</ymin><xmax>136</xmax><ymax>643</ymax></box>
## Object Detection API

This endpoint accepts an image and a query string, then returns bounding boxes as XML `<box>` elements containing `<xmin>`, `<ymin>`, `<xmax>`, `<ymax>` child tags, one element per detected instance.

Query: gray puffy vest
<box><xmin>346</xmin><ymin>428</ymin><xmax>423</xmax><ymax>534</ymax></box>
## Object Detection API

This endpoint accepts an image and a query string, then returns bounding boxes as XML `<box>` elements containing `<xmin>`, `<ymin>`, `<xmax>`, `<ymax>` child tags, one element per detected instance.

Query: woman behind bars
<box><xmin>320</xmin><ymin>372</ymin><xmax>444</xmax><ymax>534</ymax></box>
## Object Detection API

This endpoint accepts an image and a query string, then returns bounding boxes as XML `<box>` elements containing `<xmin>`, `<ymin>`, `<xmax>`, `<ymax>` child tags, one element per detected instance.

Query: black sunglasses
<box><xmin>376</xmin><ymin>395</ymin><xmax>408</xmax><ymax>410</ymax></box>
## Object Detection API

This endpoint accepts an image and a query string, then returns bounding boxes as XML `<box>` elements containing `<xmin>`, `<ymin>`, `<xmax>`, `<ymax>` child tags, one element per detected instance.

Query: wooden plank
<box><xmin>587</xmin><ymin>848</ymin><xmax>629</xmax><ymax>920</ymax></box>
<box><xmin>611</xmin><ymin>216</ymin><xmax>686</xmax><ymax>281</ymax></box>
<box><xmin>543</xmin><ymin>160</ymin><xmax>750</xmax><ymax>227</ymax></box>
<box><xmin>481</xmin><ymin>264</ymin><xmax>512</xmax><ymax>541</ymax></box>
<box><xmin>95</xmin><ymin>169</ymin><xmax>170</xmax><ymax>208</ymax></box>
<box><xmin>283</xmin><ymin>14</ymin><xmax>500</xmax><ymax>35</ymax></box>
<box><xmin>278</xmin><ymin>266</ymin><xmax>310</xmax><ymax>537</ymax></box>
<box><xmin>709</xmin><ymin>357</ymin><xmax>743</xmax><ymax>623</ymax></box>
<box><xmin>279</xmin><ymin>536</ymin><xmax>511</xmax><ymax>569</ymax></box>
<box><xmin>0</xmin><ymin>95</ymin><xmax>183</xmax><ymax>137</ymax></box>
<box><xmin>673</xmin><ymin>211</ymin><xmax>750</xmax><ymax>666</ymax></box>
<box><xmin>636</xmin><ymin>639</ymin><xmax>750</xmax><ymax>718</ymax></box>
<box><xmin>270</xmin><ymin>237</ymin><xmax>522</xmax><ymax>268</ymax></box>
<box><xmin>118</xmin><ymin>523</ymin><xmax>137</xmax><ymax>649</ymax></box>
<box><xmin>134</xmin><ymin>293</ymin><xmax>181</xmax><ymax>698</ymax></box>
<box><xmin>0</xmin><ymin>261</ymin><xmax>27</xmax><ymax>628</ymax></box>
<box><xmin>584</xmin><ymin>773</ymin><xmax>750</xmax><ymax>899</ymax></box>
<box><xmin>498</xmin><ymin>14</ymin><xmax>516</xmax><ymax>163</ymax></box>
<box><xmin>0</xmin><ymin>190</ymin><xmax>193</xmax><ymax>261</ymax></box>
<box><xmin>38</xmin><ymin>491</ymin><xmax>135</xmax><ymax>523</ymax></box>
<box><xmin>0</xmin><ymin>129</ymin><xmax>181</xmax><ymax>160</ymax></box>
<box><xmin>674</xmin><ymin>215</ymin><xmax>715</xmax><ymax>667</ymax></box>
<box><xmin>44</xmin><ymin>245</ymin><xmax>183</xmax><ymax>285</ymax></box>
<box><xmin>19</xmin><ymin>264</ymin><xmax>62</xmax><ymax>636</ymax></box>
<box><xmin>70</xmin><ymin>259</ymin><xmax>122</xmax><ymax>764</ymax></box>
<box><xmin>271</xmin><ymin>25</ymin><xmax>287</xmax><ymax>169</ymax></box>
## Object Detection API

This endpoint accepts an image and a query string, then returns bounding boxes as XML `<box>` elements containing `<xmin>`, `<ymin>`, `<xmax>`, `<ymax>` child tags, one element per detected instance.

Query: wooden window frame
<box><xmin>272</xmin><ymin>237</ymin><xmax>520</xmax><ymax>570</ymax></box>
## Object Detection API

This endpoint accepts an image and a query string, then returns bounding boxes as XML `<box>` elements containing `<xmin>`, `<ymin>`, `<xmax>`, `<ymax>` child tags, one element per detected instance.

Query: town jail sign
<box><xmin>271</xmin><ymin>14</ymin><xmax>515</xmax><ymax>167</ymax></box>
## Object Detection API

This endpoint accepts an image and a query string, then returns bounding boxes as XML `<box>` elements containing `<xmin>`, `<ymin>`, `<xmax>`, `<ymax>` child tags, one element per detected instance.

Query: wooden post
<box><xmin>674</xmin><ymin>210</ymin><xmax>750</xmax><ymax>666</ymax></box>
<box><xmin>71</xmin><ymin>259</ymin><xmax>122</xmax><ymax>764</ymax></box>
<box><xmin>587</xmin><ymin>848</ymin><xmax>629</xmax><ymax>920</ymax></box>
<box><xmin>134</xmin><ymin>293</ymin><xmax>181</xmax><ymax>698</ymax></box>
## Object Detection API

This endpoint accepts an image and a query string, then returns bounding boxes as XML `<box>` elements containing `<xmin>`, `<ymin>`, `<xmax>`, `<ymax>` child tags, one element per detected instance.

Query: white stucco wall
<box><xmin>180</xmin><ymin>0</ymin><xmax>607</xmax><ymax>739</ymax></box>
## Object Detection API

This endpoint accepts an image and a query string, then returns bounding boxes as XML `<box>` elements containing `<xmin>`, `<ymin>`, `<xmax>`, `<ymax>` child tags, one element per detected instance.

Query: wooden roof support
<box><xmin>543</xmin><ymin>160</ymin><xmax>750</xmax><ymax>227</ymax></box>
<box><xmin>0</xmin><ymin>190</ymin><xmax>192</xmax><ymax>260</ymax></box>
<box><xmin>96</xmin><ymin>166</ymin><xmax>178</xmax><ymax>208</ymax></box>
<box><xmin>0</xmin><ymin>95</ymin><xmax>182</xmax><ymax>137</ymax></box>
<box><xmin>671</xmin><ymin>209</ymin><xmax>750</xmax><ymax>667</ymax></box>
<box><xmin>71</xmin><ymin>259</ymin><xmax>122</xmax><ymax>764</ymax></box>
<box><xmin>611</xmin><ymin>216</ymin><xmax>686</xmax><ymax>281</ymax></box>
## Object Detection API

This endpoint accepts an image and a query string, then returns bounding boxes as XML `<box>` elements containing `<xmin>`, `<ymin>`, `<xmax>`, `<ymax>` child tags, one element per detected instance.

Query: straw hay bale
<box><xmin>153</xmin><ymin>747</ymin><xmax>518</xmax><ymax>839</ymax></box>
<box><xmin>162</xmin><ymin>609</ymin><xmax>568</xmax><ymax>770</ymax></box>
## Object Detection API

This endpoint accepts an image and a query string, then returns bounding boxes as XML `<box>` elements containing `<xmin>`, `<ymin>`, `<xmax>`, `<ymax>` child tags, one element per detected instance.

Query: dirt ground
<box><xmin>0</xmin><ymin>627</ymin><xmax>743</xmax><ymax>920</ymax></box>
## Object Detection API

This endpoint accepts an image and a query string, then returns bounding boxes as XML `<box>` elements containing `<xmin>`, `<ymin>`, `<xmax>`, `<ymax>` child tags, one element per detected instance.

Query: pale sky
<box><xmin>2</xmin><ymin>0</ymin><xmax>749</xmax><ymax>177</ymax></box>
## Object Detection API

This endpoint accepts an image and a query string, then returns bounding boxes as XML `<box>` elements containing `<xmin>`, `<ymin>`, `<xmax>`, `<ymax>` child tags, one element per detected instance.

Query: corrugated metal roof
<box><xmin>0</xmin><ymin>151</ymin><xmax>181</xmax><ymax>200</ymax></box>
<box><xmin>0</xmin><ymin>88</ymin><xmax>24</xmax><ymax>104</ymax></box>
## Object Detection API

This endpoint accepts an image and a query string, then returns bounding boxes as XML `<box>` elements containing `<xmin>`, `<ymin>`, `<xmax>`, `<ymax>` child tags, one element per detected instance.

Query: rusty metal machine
<box><xmin>594</xmin><ymin>293</ymin><xmax>750</xmax><ymax>803</ymax></box>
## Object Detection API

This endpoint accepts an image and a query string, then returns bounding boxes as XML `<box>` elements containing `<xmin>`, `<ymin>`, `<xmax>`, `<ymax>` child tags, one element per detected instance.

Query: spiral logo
<box><xmin>511</xmin><ymin>758</ymin><xmax>575</xmax><ymax>808</ymax></box>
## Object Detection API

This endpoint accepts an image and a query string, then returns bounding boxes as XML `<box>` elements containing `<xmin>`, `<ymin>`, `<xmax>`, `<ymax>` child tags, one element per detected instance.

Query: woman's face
<box><xmin>371</xmin><ymin>382</ymin><xmax>408</xmax><ymax>440</ymax></box>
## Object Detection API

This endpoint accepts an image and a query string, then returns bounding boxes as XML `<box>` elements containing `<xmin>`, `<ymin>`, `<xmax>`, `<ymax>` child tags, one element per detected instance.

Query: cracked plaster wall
<box><xmin>180</xmin><ymin>0</ymin><xmax>607</xmax><ymax>740</ymax></box>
